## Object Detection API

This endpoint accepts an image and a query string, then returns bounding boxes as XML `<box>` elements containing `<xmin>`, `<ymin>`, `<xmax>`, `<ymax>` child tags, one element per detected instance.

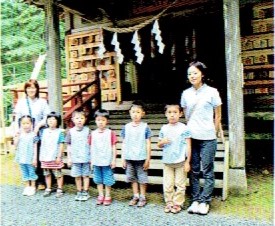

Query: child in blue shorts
<box><xmin>66</xmin><ymin>111</ymin><xmax>91</xmax><ymax>201</ymax></box>
<box><xmin>14</xmin><ymin>115</ymin><xmax>38</xmax><ymax>196</ymax></box>
<box><xmin>121</xmin><ymin>101</ymin><xmax>152</xmax><ymax>207</ymax></box>
<box><xmin>90</xmin><ymin>109</ymin><xmax>117</xmax><ymax>206</ymax></box>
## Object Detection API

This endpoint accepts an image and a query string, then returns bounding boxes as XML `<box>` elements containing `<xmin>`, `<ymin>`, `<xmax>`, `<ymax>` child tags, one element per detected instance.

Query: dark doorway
<box><xmin>132</xmin><ymin>12</ymin><xmax>227</xmax><ymax>108</ymax></box>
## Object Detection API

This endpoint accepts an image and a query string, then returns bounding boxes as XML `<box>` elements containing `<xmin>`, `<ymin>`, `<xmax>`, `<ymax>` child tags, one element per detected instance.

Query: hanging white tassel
<box><xmin>152</xmin><ymin>20</ymin><xmax>165</xmax><ymax>54</ymax></box>
<box><xmin>98</xmin><ymin>38</ymin><xmax>106</xmax><ymax>59</ymax></box>
<box><xmin>131</xmin><ymin>31</ymin><xmax>144</xmax><ymax>64</ymax></box>
<box><xmin>171</xmin><ymin>43</ymin><xmax>176</xmax><ymax>71</ymax></box>
<box><xmin>111</xmin><ymin>32</ymin><xmax>124</xmax><ymax>64</ymax></box>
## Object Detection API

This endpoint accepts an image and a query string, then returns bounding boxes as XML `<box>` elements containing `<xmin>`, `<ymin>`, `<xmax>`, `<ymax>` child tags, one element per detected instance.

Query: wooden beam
<box><xmin>223</xmin><ymin>0</ymin><xmax>246</xmax><ymax>168</ymax></box>
<box><xmin>44</xmin><ymin>0</ymin><xmax>63</xmax><ymax>116</ymax></box>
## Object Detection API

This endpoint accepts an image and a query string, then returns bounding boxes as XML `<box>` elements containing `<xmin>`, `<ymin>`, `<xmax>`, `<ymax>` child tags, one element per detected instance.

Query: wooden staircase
<box><xmin>62</xmin><ymin>79</ymin><xmax>101</xmax><ymax>127</ymax></box>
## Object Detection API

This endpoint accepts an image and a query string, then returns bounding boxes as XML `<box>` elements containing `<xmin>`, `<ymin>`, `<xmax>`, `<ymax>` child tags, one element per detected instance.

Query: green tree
<box><xmin>1</xmin><ymin>0</ymin><xmax>65</xmax><ymax>123</ymax></box>
<box><xmin>1</xmin><ymin>0</ymin><xmax>46</xmax><ymax>84</ymax></box>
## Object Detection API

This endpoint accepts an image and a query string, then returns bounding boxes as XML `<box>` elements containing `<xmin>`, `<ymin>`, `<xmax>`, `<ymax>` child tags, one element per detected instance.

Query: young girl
<box><xmin>14</xmin><ymin>115</ymin><xmax>38</xmax><ymax>196</ymax></box>
<box><xmin>39</xmin><ymin>112</ymin><xmax>65</xmax><ymax>198</ymax></box>
<box><xmin>90</xmin><ymin>109</ymin><xmax>117</xmax><ymax>205</ymax></box>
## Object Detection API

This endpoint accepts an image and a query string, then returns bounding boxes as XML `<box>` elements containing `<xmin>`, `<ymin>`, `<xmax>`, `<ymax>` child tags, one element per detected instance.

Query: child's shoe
<box><xmin>81</xmin><ymin>191</ymin><xmax>90</xmax><ymax>201</ymax></box>
<box><xmin>96</xmin><ymin>195</ymin><xmax>104</xmax><ymax>205</ymax></box>
<box><xmin>43</xmin><ymin>188</ymin><xmax>52</xmax><ymax>197</ymax></box>
<box><xmin>164</xmin><ymin>203</ymin><xmax>173</xmax><ymax>213</ymax></box>
<box><xmin>27</xmin><ymin>187</ymin><xmax>36</xmax><ymax>196</ymax></box>
<box><xmin>103</xmin><ymin>197</ymin><xmax>112</xmax><ymax>206</ymax></box>
<box><xmin>171</xmin><ymin>205</ymin><xmax>182</xmax><ymax>214</ymax></box>
<box><xmin>137</xmin><ymin>197</ymin><xmax>147</xmax><ymax>207</ymax></box>
<box><xmin>56</xmin><ymin>189</ymin><xmax>64</xmax><ymax>198</ymax></box>
<box><xmin>128</xmin><ymin>196</ymin><xmax>139</xmax><ymax>206</ymax></box>
<box><xmin>22</xmin><ymin>187</ymin><xmax>30</xmax><ymax>196</ymax></box>
<box><xmin>75</xmin><ymin>191</ymin><xmax>82</xmax><ymax>201</ymax></box>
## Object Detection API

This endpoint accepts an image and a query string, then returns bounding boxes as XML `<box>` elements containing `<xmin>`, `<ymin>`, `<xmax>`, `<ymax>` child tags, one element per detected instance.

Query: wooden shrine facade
<box><xmin>24</xmin><ymin>0</ymin><xmax>274</xmax><ymax>192</ymax></box>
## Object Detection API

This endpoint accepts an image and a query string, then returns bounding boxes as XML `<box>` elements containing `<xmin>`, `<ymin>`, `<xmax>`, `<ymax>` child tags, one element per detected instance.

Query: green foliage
<box><xmin>1</xmin><ymin>0</ymin><xmax>46</xmax><ymax>65</ymax></box>
<box><xmin>1</xmin><ymin>0</ymin><xmax>66</xmax><ymax>121</ymax></box>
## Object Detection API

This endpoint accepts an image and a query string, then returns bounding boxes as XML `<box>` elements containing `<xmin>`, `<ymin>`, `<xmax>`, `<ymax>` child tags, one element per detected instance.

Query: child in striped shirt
<box><xmin>39</xmin><ymin>112</ymin><xmax>65</xmax><ymax>198</ymax></box>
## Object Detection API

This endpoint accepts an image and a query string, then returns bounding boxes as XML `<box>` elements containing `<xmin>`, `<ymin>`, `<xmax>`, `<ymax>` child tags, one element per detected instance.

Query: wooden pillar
<box><xmin>44</xmin><ymin>0</ymin><xmax>63</xmax><ymax>116</ymax></box>
<box><xmin>223</xmin><ymin>0</ymin><xmax>247</xmax><ymax>193</ymax></box>
<box><xmin>0</xmin><ymin>62</ymin><xmax>7</xmax><ymax>154</ymax></box>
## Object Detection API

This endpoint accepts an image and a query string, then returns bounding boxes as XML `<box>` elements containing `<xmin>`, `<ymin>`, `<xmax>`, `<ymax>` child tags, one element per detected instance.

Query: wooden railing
<box><xmin>62</xmin><ymin>79</ymin><xmax>101</xmax><ymax>127</ymax></box>
<box><xmin>10</xmin><ymin>77</ymin><xmax>101</xmax><ymax>128</ymax></box>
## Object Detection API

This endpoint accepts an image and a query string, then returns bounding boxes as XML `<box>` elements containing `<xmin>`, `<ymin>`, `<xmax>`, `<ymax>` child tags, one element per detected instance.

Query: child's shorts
<box><xmin>43</xmin><ymin>169</ymin><xmax>63</xmax><ymax>178</ymax></box>
<box><xmin>71</xmin><ymin>163</ymin><xmax>91</xmax><ymax>177</ymax></box>
<box><xmin>93</xmin><ymin>165</ymin><xmax>115</xmax><ymax>186</ymax></box>
<box><xmin>20</xmin><ymin>164</ymin><xmax>38</xmax><ymax>181</ymax></box>
<box><xmin>125</xmin><ymin>160</ymin><xmax>148</xmax><ymax>184</ymax></box>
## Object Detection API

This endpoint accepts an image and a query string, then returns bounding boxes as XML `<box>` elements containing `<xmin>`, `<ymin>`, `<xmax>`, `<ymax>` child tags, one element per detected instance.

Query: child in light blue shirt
<box><xmin>121</xmin><ymin>101</ymin><xmax>152</xmax><ymax>207</ymax></box>
<box><xmin>66</xmin><ymin>111</ymin><xmax>91</xmax><ymax>201</ymax></box>
<box><xmin>14</xmin><ymin>115</ymin><xmax>38</xmax><ymax>196</ymax></box>
<box><xmin>158</xmin><ymin>104</ymin><xmax>191</xmax><ymax>214</ymax></box>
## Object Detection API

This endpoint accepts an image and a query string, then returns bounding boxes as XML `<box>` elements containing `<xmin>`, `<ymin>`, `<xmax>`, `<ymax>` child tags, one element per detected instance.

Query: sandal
<box><xmin>171</xmin><ymin>205</ymin><xmax>182</xmax><ymax>214</ymax></box>
<box><xmin>103</xmin><ymin>197</ymin><xmax>112</xmax><ymax>206</ymax></box>
<box><xmin>129</xmin><ymin>196</ymin><xmax>139</xmax><ymax>206</ymax></box>
<box><xmin>164</xmin><ymin>203</ymin><xmax>173</xmax><ymax>213</ymax></box>
<box><xmin>96</xmin><ymin>196</ymin><xmax>104</xmax><ymax>205</ymax></box>
<box><xmin>137</xmin><ymin>197</ymin><xmax>147</xmax><ymax>207</ymax></box>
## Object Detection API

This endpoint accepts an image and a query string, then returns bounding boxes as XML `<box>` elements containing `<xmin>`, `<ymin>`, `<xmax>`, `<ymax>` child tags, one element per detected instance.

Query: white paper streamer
<box><xmin>151</xmin><ymin>20</ymin><xmax>165</xmax><ymax>54</ymax></box>
<box><xmin>111</xmin><ymin>32</ymin><xmax>124</xmax><ymax>64</ymax></box>
<box><xmin>97</xmin><ymin>38</ymin><xmax>106</xmax><ymax>59</ymax></box>
<box><xmin>131</xmin><ymin>31</ymin><xmax>144</xmax><ymax>64</ymax></box>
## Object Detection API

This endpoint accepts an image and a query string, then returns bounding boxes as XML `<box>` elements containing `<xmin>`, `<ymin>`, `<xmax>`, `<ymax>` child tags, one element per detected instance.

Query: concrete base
<box><xmin>228</xmin><ymin>168</ymin><xmax>248</xmax><ymax>195</ymax></box>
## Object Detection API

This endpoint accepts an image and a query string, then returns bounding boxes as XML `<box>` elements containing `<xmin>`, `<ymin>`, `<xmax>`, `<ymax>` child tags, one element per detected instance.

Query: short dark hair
<box><xmin>46</xmin><ymin>111</ymin><xmax>62</xmax><ymax>127</ymax></box>
<box><xmin>94</xmin><ymin>109</ymin><xmax>109</xmax><ymax>119</ymax></box>
<box><xmin>164</xmin><ymin>103</ymin><xmax>183</xmax><ymax>112</ymax></box>
<box><xmin>24</xmin><ymin>79</ymin><xmax>40</xmax><ymax>98</ymax></box>
<box><xmin>189</xmin><ymin>61</ymin><xmax>208</xmax><ymax>82</ymax></box>
<box><xmin>130</xmin><ymin>100</ymin><xmax>145</xmax><ymax>111</ymax></box>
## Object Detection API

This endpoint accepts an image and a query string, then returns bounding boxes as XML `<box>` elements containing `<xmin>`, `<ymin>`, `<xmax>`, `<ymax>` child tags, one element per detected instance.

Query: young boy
<box><xmin>121</xmin><ymin>101</ymin><xmax>152</xmax><ymax>207</ymax></box>
<box><xmin>66</xmin><ymin>111</ymin><xmax>91</xmax><ymax>201</ymax></box>
<box><xmin>90</xmin><ymin>109</ymin><xmax>117</xmax><ymax>206</ymax></box>
<box><xmin>157</xmin><ymin>104</ymin><xmax>191</xmax><ymax>213</ymax></box>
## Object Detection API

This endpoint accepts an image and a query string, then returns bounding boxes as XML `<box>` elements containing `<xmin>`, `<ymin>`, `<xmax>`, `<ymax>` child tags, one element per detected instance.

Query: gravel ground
<box><xmin>1</xmin><ymin>185</ymin><xmax>273</xmax><ymax>226</ymax></box>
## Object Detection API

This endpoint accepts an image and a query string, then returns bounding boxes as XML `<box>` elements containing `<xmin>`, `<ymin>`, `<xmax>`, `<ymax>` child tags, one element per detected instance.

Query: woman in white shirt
<box><xmin>180</xmin><ymin>61</ymin><xmax>222</xmax><ymax>215</ymax></box>
<box><xmin>14</xmin><ymin>79</ymin><xmax>51</xmax><ymax>189</ymax></box>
